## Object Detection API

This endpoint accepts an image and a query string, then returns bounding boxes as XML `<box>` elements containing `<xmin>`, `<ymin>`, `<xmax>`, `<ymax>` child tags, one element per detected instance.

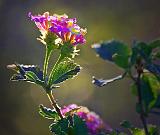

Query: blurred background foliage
<box><xmin>0</xmin><ymin>0</ymin><xmax>160</xmax><ymax>135</ymax></box>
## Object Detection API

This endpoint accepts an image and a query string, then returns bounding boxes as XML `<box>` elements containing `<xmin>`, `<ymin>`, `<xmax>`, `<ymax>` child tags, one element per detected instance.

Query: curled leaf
<box><xmin>92</xmin><ymin>73</ymin><xmax>126</xmax><ymax>87</ymax></box>
<box><xmin>8</xmin><ymin>63</ymin><xmax>44</xmax><ymax>87</ymax></box>
<box><xmin>39</xmin><ymin>104</ymin><xmax>60</xmax><ymax>120</ymax></box>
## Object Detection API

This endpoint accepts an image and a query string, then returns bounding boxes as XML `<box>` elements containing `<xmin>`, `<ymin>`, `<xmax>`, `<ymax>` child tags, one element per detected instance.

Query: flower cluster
<box><xmin>29</xmin><ymin>12</ymin><xmax>87</xmax><ymax>46</ymax></box>
<box><xmin>61</xmin><ymin>104</ymin><xmax>112</xmax><ymax>135</ymax></box>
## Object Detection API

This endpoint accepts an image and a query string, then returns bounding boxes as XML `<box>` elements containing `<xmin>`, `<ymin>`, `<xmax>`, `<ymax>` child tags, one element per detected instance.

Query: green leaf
<box><xmin>148</xmin><ymin>125</ymin><xmax>160</xmax><ymax>135</ymax></box>
<box><xmin>92</xmin><ymin>40</ymin><xmax>131</xmax><ymax>69</ymax></box>
<box><xmin>149</xmin><ymin>39</ymin><xmax>160</xmax><ymax>63</ymax></box>
<box><xmin>8</xmin><ymin>64</ymin><xmax>44</xmax><ymax>87</ymax></box>
<box><xmin>132</xmin><ymin>73</ymin><xmax>160</xmax><ymax>113</ymax></box>
<box><xmin>130</xmin><ymin>42</ymin><xmax>152</xmax><ymax>67</ymax></box>
<box><xmin>50</xmin><ymin>117</ymin><xmax>69</xmax><ymax>135</ymax></box>
<box><xmin>113</xmin><ymin>54</ymin><xmax>129</xmax><ymax>69</ymax></box>
<box><xmin>50</xmin><ymin>115</ymin><xmax>88</xmax><ymax>135</ymax></box>
<box><xmin>24</xmin><ymin>71</ymin><xmax>44</xmax><ymax>86</ymax></box>
<box><xmin>142</xmin><ymin>73</ymin><xmax>160</xmax><ymax>110</ymax></box>
<box><xmin>49</xmin><ymin>59</ymin><xmax>81</xmax><ymax>86</ymax></box>
<box><xmin>39</xmin><ymin>104</ymin><xmax>60</xmax><ymax>120</ymax></box>
<box><xmin>25</xmin><ymin>71</ymin><xmax>43</xmax><ymax>86</ymax></box>
<box><xmin>130</xmin><ymin>41</ymin><xmax>160</xmax><ymax>77</ymax></box>
<box><xmin>137</xmin><ymin>42</ymin><xmax>152</xmax><ymax>57</ymax></box>
<box><xmin>131</xmin><ymin>128</ymin><xmax>145</xmax><ymax>135</ymax></box>
<box><xmin>130</xmin><ymin>125</ymin><xmax>160</xmax><ymax>135</ymax></box>
<box><xmin>72</xmin><ymin>115</ymin><xmax>88</xmax><ymax>135</ymax></box>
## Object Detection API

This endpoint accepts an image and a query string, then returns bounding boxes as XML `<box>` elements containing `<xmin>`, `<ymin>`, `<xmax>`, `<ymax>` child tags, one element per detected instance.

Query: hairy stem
<box><xmin>43</xmin><ymin>46</ymin><xmax>53</xmax><ymax>81</ymax></box>
<box><xmin>136</xmin><ymin>66</ymin><xmax>149</xmax><ymax>135</ymax></box>
<box><xmin>47</xmin><ymin>92</ymin><xmax>63</xmax><ymax>119</ymax></box>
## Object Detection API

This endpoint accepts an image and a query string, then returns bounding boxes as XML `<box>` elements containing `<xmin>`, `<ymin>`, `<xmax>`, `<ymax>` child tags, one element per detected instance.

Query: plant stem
<box><xmin>136</xmin><ymin>68</ymin><xmax>149</xmax><ymax>135</ymax></box>
<box><xmin>43</xmin><ymin>46</ymin><xmax>52</xmax><ymax>81</ymax></box>
<box><xmin>47</xmin><ymin>91</ymin><xmax>63</xmax><ymax>119</ymax></box>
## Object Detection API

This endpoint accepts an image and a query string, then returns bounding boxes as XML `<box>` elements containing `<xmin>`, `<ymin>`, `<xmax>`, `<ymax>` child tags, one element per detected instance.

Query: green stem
<box><xmin>47</xmin><ymin>91</ymin><xmax>63</xmax><ymax>119</ymax></box>
<box><xmin>43</xmin><ymin>46</ymin><xmax>53</xmax><ymax>81</ymax></box>
<box><xmin>136</xmin><ymin>71</ymin><xmax>149</xmax><ymax>135</ymax></box>
<box><xmin>135</xmin><ymin>58</ymin><xmax>149</xmax><ymax>135</ymax></box>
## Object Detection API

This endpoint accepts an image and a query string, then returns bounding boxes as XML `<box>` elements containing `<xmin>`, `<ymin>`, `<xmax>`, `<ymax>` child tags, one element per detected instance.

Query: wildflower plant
<box><xmin>92</xmin><ymin>40</ymin><xmax>160</xmax><ymax>135</ymax></box>
<box><xmin>8</xmin><ymin>12</ymin><xmax>87</xmax><ymax>134</ymax></box>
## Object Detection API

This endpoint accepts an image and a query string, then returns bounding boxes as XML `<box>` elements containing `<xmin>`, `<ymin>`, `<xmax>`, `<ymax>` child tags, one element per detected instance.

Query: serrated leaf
<box><xmin>50</xmin><ymin>117</ymin><xmax>69</xmax><ymax>135</ymax></box>
<box><xmin>17</xmin><ymin>64</ymin><xmax>43</xmax><ymax>80</ymax></box>
<box><xmin>39</xmin><ymin>104</ymin><xmax>60</xmax><ymax>120</ymax></box>
<box><xmin>8</xmin><ymin>64</ymin><xmax>44</xmax><ymax>82</ymax></box>
<box><xmin>49</xmin><ymin>59</ymin><xmax>81</xmax><ymax>86</ymax></box>
<box><xmin>92</xmin><ymin>40</ymin><xmax>131</xmax><ymax>69</ymax></box>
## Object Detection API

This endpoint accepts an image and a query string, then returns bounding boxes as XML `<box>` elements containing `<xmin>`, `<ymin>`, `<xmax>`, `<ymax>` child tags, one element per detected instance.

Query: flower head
<box><xmin>29</xmin><ymin>12</ymin><xmax>87</xmax><ymax>46</ymax></box>
<box><xmin>61</xmin><ymin>104</ymin><xmax>112</xmax><ymax>135</ymax></box>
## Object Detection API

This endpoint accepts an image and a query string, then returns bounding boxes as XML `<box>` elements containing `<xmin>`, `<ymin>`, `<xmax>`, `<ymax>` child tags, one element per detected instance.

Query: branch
<box><xmin>47</xmin><ymin>92</ymin><xmax>63</xmax><ymax>119</ymax></box>
<box><xmin>136</xmin><ymin>64</ymin><xmax>149</xmax><ymax>135</ymax></box>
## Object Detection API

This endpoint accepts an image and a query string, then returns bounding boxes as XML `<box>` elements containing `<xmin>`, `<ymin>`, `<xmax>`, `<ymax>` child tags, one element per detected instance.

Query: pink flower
<box><xmin>61</xmin><ymin>104</ymin><xmax>112</xmax><ymax>135</ymax></box>
<box><xmin>29</xmin><ymin>12</ymin><xmax>87</xmax><ymax>45</ymax></box>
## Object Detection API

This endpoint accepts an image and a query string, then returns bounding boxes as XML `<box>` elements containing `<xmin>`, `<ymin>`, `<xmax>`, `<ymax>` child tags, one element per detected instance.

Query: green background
<box><xmin>0</xmin><ymin>0</ymin><xmax>160</xmax><ymax>134</ymax></box>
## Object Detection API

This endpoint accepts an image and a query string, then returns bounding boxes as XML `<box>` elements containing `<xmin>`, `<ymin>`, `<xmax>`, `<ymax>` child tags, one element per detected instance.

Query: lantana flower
<box><xmin>61</xmin><ymin>104</ymin><xmax>112</xmax><ymax>135</ymax></box>
<box><xmin>29</xmin><ymin>12</ymin><xmax>87</xmax><ymax>46</ymax></box>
